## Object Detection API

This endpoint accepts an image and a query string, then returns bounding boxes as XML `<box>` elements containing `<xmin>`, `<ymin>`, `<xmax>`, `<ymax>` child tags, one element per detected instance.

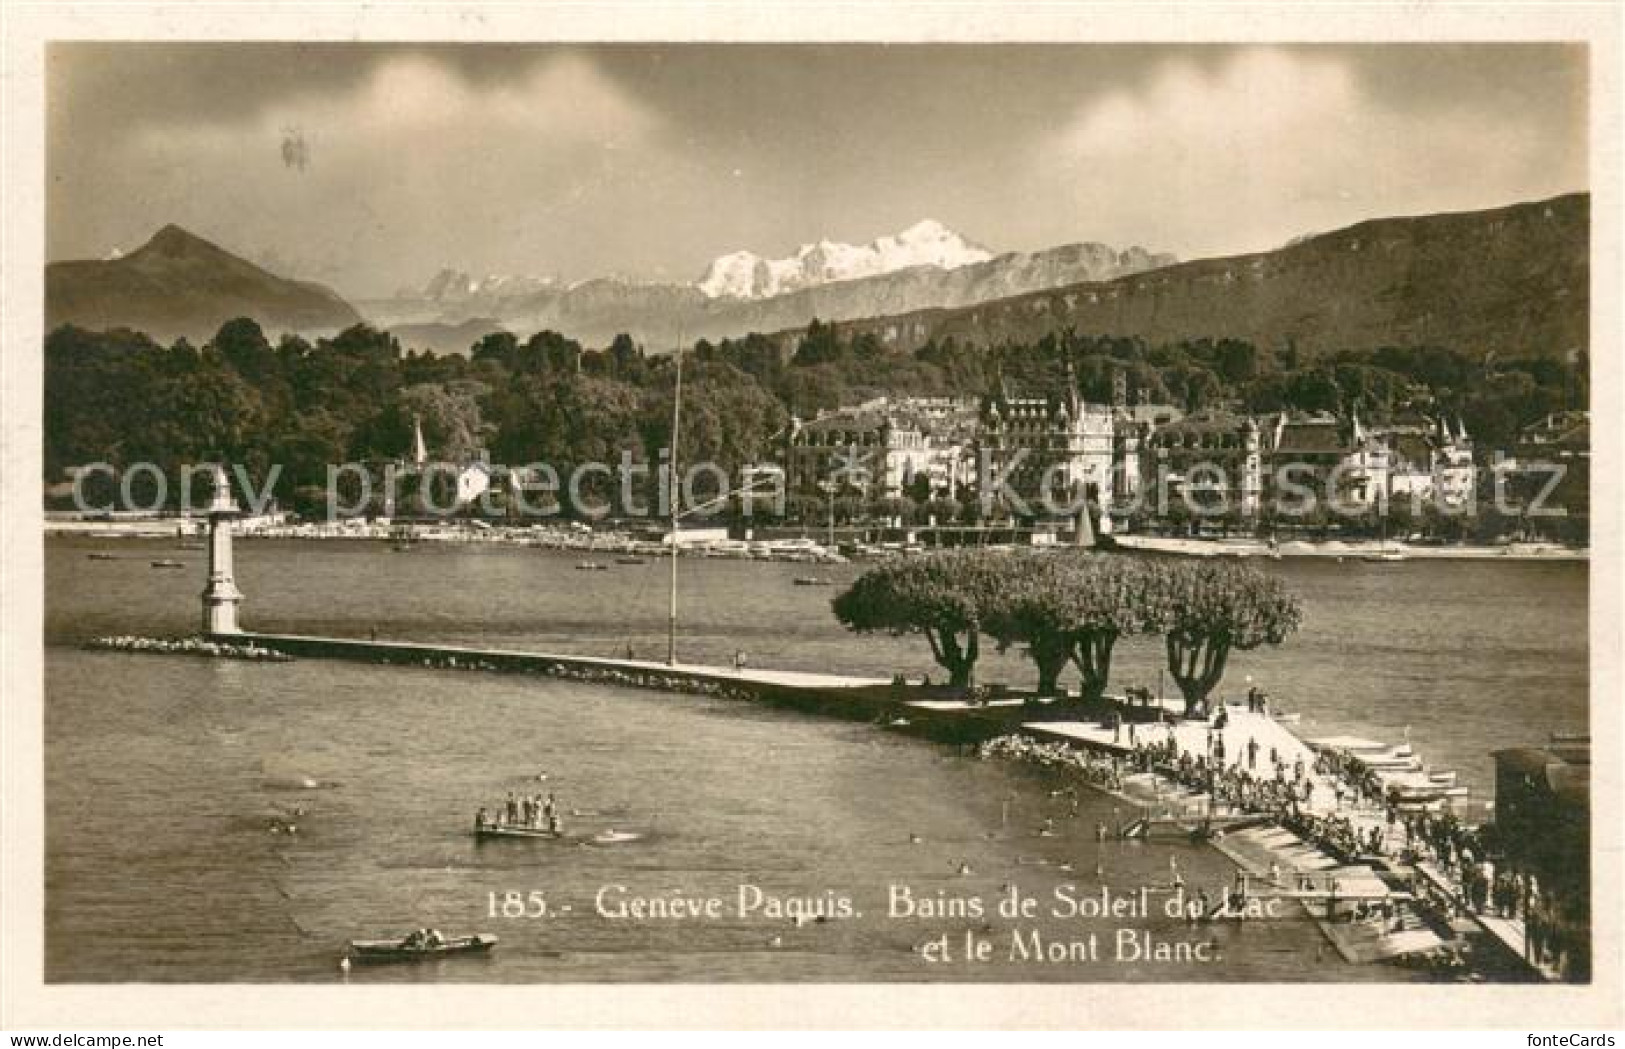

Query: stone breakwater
<box><xmin>86</xmin><ymin>634</ymin><xmax>293</xmax><ymax>662</ymax></box>
<box><xmin>364</xmin><ymin>648</ymin><xmax>761</xmax><ymax>702</ymax></box>
<box><xmin>213</xmin><ymin>632</ymin><xmax>778</xmax><ymax>705</ymax></box>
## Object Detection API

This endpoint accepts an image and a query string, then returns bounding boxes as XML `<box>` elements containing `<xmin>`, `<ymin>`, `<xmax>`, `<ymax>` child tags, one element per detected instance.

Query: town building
<box><xmin>1493</xmin><ymin>410</ymin><xmax>1588</xmax><ymax>518</ymax></box>
<box><xmin>1143</xmin><ymin>409</ymin><xmax>1263</xmax><ymax>517</ymax></box>
<box><xmin>1492</xmin><ymin>736</ymin><xmax>1590</xmax><ymax>980</ymax></box>
<box><xmin>783</xmin><ymin>404</ymin><xmax>965</xmax><ymax>501</ymax></box>
<box><xmin>977</xmin><ymin>367</ymin><xmax>1116</xmax><ymax>516</ymax></box>
<box><xmin>1267</xmin><ymin>411</ymin><xmax>1361</xmax><ymax>512</ymax></box>
<box><xmin>1432</xmin><ymin>417</ymin><xmax>1476</xmax><ymax>510</ymax></box>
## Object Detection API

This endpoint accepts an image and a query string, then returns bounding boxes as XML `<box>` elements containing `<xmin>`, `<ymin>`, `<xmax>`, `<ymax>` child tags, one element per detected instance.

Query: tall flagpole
<box><xmin>667</xmin><ymin>339</ymin><xmax>682</xmax><ymax>667</ymax></box>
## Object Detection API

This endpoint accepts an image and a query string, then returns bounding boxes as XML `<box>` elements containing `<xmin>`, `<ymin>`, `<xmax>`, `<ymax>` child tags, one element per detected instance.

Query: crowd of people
<box><xmin>978</xmin><ymin>699</ymin><xmax>1588</xmax><ymax>980</ymax></box>
<box><xmin>977</xmin><ymin>735</ymin><xmax>1126</xmax><ymax>793</ymax></box>
<box><xmin>475</xmin><ymin>790</ymin><xmax>564</xmax><ymax>834</ymax></box>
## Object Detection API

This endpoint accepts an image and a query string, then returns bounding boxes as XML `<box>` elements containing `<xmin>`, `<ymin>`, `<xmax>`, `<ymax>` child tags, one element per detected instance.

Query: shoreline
<box><xmin>1111</xmin><ymin>534</ymin><xmax>1587</xmax><ymax>562</ymax></box>
<box><xmin>43</xmin><ymin>523</ymin><xmax>1590</xmax><ymax>564</ymax></box>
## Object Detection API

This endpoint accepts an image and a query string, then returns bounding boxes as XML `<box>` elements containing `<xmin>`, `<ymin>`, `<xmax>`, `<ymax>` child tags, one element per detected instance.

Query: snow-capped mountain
<box><xmin>366</xmin><ymin>224</ymin><xmax>1176</xmax><ymax>350</ymax></box>
<box><xmin>697</xmin><ymin>220</ymin><xmax>994</xmax><ymax>300</ymax></box>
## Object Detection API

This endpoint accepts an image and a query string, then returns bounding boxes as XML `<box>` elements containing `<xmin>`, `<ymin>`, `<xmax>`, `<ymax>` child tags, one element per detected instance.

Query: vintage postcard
<box><xmin>1</xmin><ymin>1</ymin><xmax>1620</xmax><ymax>1032</ymax></box>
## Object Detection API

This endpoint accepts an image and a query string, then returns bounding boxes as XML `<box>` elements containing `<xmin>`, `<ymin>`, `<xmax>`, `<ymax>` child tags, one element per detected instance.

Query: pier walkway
<box><xmin>228</xmin><ymin>630</ymin><xmax>889</xmax><ymax>693</ymax></box>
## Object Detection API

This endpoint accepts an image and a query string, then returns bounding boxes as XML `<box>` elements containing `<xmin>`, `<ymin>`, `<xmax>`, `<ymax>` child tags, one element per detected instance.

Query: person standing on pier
<box><xmin>1247</xmin><ymin>737</ymin><xmax>1259</xmax><ymax>770</ymax></box>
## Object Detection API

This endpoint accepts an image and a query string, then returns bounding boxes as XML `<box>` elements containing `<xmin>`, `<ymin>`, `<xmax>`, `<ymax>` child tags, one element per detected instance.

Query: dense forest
<box><xmin>44</xmin><ymin>317</ymin><xmax>1587</xmax><ymax>516</ymax></box>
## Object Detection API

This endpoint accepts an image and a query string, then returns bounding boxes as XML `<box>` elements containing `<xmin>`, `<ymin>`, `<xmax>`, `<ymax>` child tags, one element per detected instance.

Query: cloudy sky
<box><xmin>48</xmin><ymin>43</ymin><xmax>1587</xmax><ymax>299</ymax></box>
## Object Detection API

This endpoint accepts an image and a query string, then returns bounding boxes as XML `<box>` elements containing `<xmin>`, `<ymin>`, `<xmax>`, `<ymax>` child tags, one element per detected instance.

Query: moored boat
<box><xmin>87</xmin><ymin>552</ymin><xmax>118</xmax><ymax>561</ymax></box>
<box><xmin>346</xmin><ymin>932</ymin><xmax>497</xmax><ymax>963</ymax></box>
<box><xmin>150</xmin><ymin>559</ymin><xmax>186</xmax><ymax>569</ymax></box>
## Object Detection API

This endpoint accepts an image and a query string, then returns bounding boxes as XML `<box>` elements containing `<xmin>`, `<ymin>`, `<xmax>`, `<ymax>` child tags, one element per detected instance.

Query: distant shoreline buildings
<box><xmin>777</xmin><ymin>371</ymin><xmax>1576</xmax><ymax>529</ymax></box>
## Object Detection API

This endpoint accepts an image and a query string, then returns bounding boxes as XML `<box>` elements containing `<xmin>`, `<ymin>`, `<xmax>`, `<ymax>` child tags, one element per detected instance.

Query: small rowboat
<box><xmin>150</xmin><ymin>559</ymin><xmax>186</xmax><ymax>569</ymax></box>
<box><xmin>793</xmin><ymin>576</ymin><xmax>832</xmax><ymax>586</ymax></box>
<box><xmin>347</xmin><ymin>933</ymin><xmax>497</xmax><ymax>963</ymax></box>
<box><xmin>575</xmin><ymin>561</ymin><xmax>608</xmax><ymax>571</ymax></box>
<box><xmin>87</xmin><ymin>552</ymin><xmax>118</xmax><ymax>561</ymax></box>
<box><xmin>474</xmin><ymin>823</ymin><xmax>562</xmax><ymax>840</ymax></box>
<box><xmin>592</xmin><ymin>829</ymin><xmax>643</xmax><ymax>845</ymax></box>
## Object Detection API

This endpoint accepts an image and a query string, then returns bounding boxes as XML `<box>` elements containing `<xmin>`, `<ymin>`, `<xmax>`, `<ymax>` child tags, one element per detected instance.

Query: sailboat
<box><xmin>1362</xmin><ymin>503</ymin><xmax>1407</xmax><ymax>563</ymax></box>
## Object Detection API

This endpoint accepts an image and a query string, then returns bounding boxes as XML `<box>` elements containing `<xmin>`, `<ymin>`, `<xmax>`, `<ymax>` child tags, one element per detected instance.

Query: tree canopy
<box><xmin>1142</xmin><ymin>561</ymin><xmax>1303</xmax><ymax>716</ymax></box>
<box><xmin>835</xmin><ymin>551</ymin><xmax>1301</xmax><ymax>708</ymax></box>
<box><xmin>982</xmin><ymin>555</ymin><xmax>1155</xmax><ymax>700</ymax></box>
<box><xmin>831</xmin><ymin>550</ymin><xmax>1006</xmax><ymax>687</ymax></box>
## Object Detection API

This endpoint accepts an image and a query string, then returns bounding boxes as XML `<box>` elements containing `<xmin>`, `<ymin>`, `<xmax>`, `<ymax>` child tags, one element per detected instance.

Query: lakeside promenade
<box><xmin>45</xmin><ymin>517</ymin><xmax>1587</xmax><ymax>563</ymax></box>
<box><xmin>1111</xmin><ymin>534</ymin><xmax>1587</xmax><ymax>562</ymax></box>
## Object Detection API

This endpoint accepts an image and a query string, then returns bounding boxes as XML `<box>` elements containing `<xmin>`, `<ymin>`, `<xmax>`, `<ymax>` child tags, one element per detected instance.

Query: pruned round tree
<box><xmin>831</xmin><ymin>550</ymin><xmax>1005</xmax><ymax>687</ymax></box>
<box><xmin>1142</xmin><ymin>561</ymin><xmax>1303</xmax><ymax>716</ymax></box>
<box><xmin>982</xmin><ymin>554</ymin><xmax>1153</xmax><ymax>701</ymax></box>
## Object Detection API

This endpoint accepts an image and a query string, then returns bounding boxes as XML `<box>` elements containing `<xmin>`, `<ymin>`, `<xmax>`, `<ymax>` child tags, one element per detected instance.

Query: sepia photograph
<box><xmin>2</xmin><ymin>3</ymin><xmax>1620</xmax><ymax>1034</ymax></box>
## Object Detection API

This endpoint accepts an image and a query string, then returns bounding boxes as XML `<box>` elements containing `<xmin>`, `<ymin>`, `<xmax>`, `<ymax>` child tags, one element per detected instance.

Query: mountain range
<box><xmin>359</xmin><ymin>222</ymin><xmax>1176</xmax><ymax>350</ymax></box>
<box><xmin>45</xmin><ymin>225</ymin><xmax>361</xmax><ymax>343</ymax></box>
<box><xmin>695</xmin><ymin>219</ymin><xmax>994</xmax><ymax>299</ymax></box>
<box><xmin>45</xmin><ymin>195</ymin><xmax>1588</xmax><ymax>362</ymax></box>
<box><xmin>823</xmin><ymin>193</ymin><xmax>1589</xmax><ymax>362</ymax></box>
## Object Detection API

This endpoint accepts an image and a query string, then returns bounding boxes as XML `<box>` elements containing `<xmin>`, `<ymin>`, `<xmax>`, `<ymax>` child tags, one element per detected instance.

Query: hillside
<box><xmin>827</xmin><ymin>194</ymin><xmax>1589</xmax><ymax>360</ymax></box>
<box><xmin>46</xmin><ymin>225</ymin><xmax>363</xmax><ymax>343</ymax></box>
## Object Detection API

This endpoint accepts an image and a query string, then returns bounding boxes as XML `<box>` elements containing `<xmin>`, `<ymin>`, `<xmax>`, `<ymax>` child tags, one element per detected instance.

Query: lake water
<box><xmin>43</xmin><ymin>537</ymin><xmax>1587</xmax><ymax>982</ymax></box>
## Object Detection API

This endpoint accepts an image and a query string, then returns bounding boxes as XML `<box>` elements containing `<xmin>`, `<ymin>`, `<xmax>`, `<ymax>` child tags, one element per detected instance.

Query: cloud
<box><xmin>1049</xmin><ymin>47</ymin><xmax>1577</xmax><ymax>257</ymax></box>
<box><xmin>97</xmin><ymin>52</ymin><xmax>669</xmax><ymax>289</ymax></box>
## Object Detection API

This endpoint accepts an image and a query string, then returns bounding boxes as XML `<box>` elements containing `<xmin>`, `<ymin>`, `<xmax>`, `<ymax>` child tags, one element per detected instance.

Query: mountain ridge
<box><xmin>368</xmin><ymin>232</ymin><xmax>1176</xmax><ymax>350</ymax></box>
<box><xmin>816</xmin><ymin>193</ymin><xmax>1589</xmax><ymax>361</ymax></box>
<box><xmin>47</xmin><ymin>226</ymin><xmax>362</xmax><ymax>343</ymax></box>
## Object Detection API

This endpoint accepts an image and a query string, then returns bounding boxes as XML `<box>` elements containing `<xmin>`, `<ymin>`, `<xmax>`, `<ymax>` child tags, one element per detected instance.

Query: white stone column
<box><xmin>202</xmin><ymin>464</ymin><xmax>243</xmax><ymax>635</ymax></box>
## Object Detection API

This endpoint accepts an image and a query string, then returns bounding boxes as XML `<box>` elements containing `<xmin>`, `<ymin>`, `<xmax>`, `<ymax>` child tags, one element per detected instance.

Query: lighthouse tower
<box><xmin>201</xmin><ymin>464</ymin><xmax>243</xmax><ymax>635</ymax></box>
